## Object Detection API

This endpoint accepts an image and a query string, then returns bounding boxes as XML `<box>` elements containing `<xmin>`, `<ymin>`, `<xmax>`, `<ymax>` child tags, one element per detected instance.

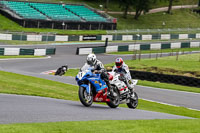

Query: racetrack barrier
<box><xmin>77</xmin><ymin>41</ymin><xmax>200</xmax><ymax>55</ymax></box>
<box><xmin>0</xmin><ymin>48</ymin><xmax>56</xmax><ymax>56</ymax></box>
<box><xmin>130</xmin><ymin>70</ymin><xmax>200</xmax><ymax>88</ymax></box>
<box><xmin>76</xmin><ymin>46</ymin><xmax>105</xmax><ymax>55</ymax></box>
<box><xmin>1</xmin><ymin>33</ymin><xmax>200</xmax><ymax>42</ymax></box>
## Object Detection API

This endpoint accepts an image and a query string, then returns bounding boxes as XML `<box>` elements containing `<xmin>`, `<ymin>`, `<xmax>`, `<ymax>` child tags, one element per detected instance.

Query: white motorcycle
<box><xmin>108</xmin><ymin>72</ymin><xmax>138</xmax><ymax>109</ymax></box>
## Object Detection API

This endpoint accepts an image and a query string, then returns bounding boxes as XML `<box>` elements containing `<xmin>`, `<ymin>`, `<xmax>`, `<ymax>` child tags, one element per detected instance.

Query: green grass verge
<box><xmin>105</xmin><ymin>53</ymin><xmax>200</xmax><ymax>78</ymax></box>
<box><xmin>0</xmin><ymin>40</ymin><xmax>54</xmax><ymax>45</ymax></box>
<box><xmin>0</xmin><ymin>55</ymin><xmax>44</xmax><ymax>59</ymax></box>
<box><xmin>0</xmin><ymin>70</ymin><xmax>79</xmax><ymax>101</ymax></box>
<box><xmin>137</xmin><ymin>99</ymin><xmax>200</xmax><ymax>118</ymax></box>
<box><xmin>64</xmin><ymin>68</ymin><xmax>79</xmax><ymax>77</ymax></box>
<box><xmin>109</xmin><ymin>47</ymin><xmax>200</xmax><ymax>55</ymax></box>
<box><xmin>0</xmin><ymin>14</ymin><xmax>106</xmax><ymax>35</ymax></box>
<box><xmin>138</xmin><ymin>80</ymin><xmax>200</xmax><ymax>93</ymax></box>
<box><xmin>113</xmin><ymin>9</ymin><xmax>200</xmax><ymax>30</ymax></box>
<box><xmin>0</xmin><ymin>119</ymin><xmax>200</xmax><ymax>133</ymax></box>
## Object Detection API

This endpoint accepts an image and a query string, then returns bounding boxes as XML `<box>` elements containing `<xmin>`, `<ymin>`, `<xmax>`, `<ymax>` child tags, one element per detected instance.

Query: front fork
<box><xmin>80</xmin><ymin>83</ymin><xmax>91</xmax><ymax>95</ymax></box>
<box><xmin>87</xmin><ymin>83</ymin><xmax>91</xmax><ymax>95</ymax></box>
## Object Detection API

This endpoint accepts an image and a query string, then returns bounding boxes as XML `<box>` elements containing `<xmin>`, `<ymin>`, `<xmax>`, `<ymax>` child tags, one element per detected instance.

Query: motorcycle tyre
<box><xmin>127</xmin><ymin>92</ymin><xmax>138</xmax><ymax>109</ymax></box>
<box><xmin>106</xmin><ymin>88</ymin><xmax>120</xmax><ymax>108</ymax></box>
<box><xmin>79</xmin><ymin>87</ymin><xmax>93</xmax><ymax>107</ymax></box>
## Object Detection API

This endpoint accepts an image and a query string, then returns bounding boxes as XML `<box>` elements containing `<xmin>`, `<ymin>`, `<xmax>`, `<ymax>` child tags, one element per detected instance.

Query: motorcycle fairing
<box><xmin>88</xmin><ymin>76</ymin><xmax>108</xmax><ymax>92</ymax></box>
<box><xmin>76</xmin><ymin>71</ymin><xmax>108</xmax><ymax>94</ymax></box>
<box><xmin>93</xmin><ymin>87</ymin><xmax>110</xmax><ymax>102</ymax></box>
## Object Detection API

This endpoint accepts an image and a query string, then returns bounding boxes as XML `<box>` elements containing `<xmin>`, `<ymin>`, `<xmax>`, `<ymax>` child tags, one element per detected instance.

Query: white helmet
<box><xmin>87</xmin><ymin>54</ymin><xmax>97</xmax><ymax>65</ymax></box>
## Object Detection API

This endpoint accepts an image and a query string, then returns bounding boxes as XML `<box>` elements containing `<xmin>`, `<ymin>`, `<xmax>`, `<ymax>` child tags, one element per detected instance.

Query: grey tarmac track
<box><xmin>0</xmin><ymin>43</ymin><xmax>199</xmax><ymax>124</ymax></box>
<box><xmin>0</xmin><ymin>94</ymin><xmax>192</xmax><ymax>124</ymax></box>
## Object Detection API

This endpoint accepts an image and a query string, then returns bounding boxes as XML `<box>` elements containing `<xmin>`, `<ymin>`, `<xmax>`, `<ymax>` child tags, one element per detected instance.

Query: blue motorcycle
<box><xmin>75</xmin><ymin>68</ymin><xmax>120</xmax><ymax>108</ymax></box>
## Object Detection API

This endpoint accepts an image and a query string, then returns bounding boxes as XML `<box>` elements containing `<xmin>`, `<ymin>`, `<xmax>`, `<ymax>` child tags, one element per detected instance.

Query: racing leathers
<box><xmin>81</xmin><ymin>59</ymin><xmax>105</xmax><ymax>72</ymax></box>
<box><xmin>81</xmin><ymin>59</ymin><xmax>111</xmax><ymax>94</ymax></box>
<box><xmin>112</xmin><ymin>62</ymin><xmax>134</xmax><ymax>90</ymax></box>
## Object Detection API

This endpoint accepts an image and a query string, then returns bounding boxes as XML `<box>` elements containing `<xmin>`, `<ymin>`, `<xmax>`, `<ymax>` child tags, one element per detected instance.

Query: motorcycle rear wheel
<box><xmin>106</xmin><ymin>87</ymin><xmax>120</xmax><ymax>108</ymax></box>
<box><xmin>127</xmin><ymin>92</ymin><xmax>138</xmax><ymax>109</ymax></box>
<box><xmin>79</xmin><ymin>87</ymin><xmax>93</xmax><ymax>107</ymax></box>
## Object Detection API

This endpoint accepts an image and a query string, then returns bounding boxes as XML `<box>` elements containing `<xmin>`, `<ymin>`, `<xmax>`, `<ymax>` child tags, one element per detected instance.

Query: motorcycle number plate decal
<box><xmin>78</xmin><ymin>72</ymin><xmax>85</xmax><ymax>80</ymax></box>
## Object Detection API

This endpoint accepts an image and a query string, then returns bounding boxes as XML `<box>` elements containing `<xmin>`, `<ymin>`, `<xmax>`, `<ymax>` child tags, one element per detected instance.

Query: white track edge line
<box><xmin>141</xmin><ymin>98</ymin><xmax>200</xmax><ymax>111</ymax></box>
<box><xmin>137</xmin><ymin>85</ymin><xmax>200</xmax><ymax>95</ymax></box>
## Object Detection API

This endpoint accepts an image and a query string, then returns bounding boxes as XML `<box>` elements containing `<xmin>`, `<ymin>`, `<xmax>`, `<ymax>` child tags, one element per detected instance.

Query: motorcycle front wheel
<box><xmin>79</xmin><ymin>86</ymin><xmax>93</xmax><ymax>107</ymax></box>
<box><xmin>106</xmin><ymin>87</ymin><xmax>120</xmax><ymax>108</ymax></box>
<box><xmin>127</xmin><ymin>92</ymin><xmax>138</xmax><ymax>109</ymax></box>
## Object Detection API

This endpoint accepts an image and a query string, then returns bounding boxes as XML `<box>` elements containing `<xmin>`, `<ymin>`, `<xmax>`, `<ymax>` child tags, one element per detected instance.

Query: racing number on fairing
<box><xmin>78</xmin><ymin>71</ymin><xmax>85</xmax><ymax>80</ymax></box>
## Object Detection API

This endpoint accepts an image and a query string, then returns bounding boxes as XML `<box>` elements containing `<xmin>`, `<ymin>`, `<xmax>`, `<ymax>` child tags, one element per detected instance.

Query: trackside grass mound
<box><xmin>112</xmin><ymin>9</ymin><xmax>200</xmax><ymax>30</ymax></box>
<box><xmin>0</xmin><ymin>14</ymin><xmax>106</xmax><ymax>35</ymax></box>
<box><xmin>106</xmin><ymin>53</ymin><xmax>200</xmax><ymax>78</ymax></box>
<box><xmin>0</xmin><ymin>119</ymin><xmax>200</xmax><ymax>133</ymax></box>
<box><xmin>0</xmin><ymin>70</ymin><xmax>79</xmax><ymax>101</ymax></box>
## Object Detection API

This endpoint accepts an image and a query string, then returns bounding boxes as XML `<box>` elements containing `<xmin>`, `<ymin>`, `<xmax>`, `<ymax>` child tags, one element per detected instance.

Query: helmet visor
<box><xmin>87</xmin><ymin>60</ymin><xmax>93</xmax><ymax>65</ymax></box>
<box><xmin>116</xmin><ymin>62</ymin><xmax>122</xmax><ymax>67</ymax></box>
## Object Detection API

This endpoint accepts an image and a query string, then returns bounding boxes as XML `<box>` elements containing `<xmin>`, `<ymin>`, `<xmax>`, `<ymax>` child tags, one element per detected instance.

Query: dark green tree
<box><xmin>104</xmin><ymin>0</ymin><xmax>109</xmax><ymax>12</ymax></box>
<box><xmin>133</xmin><ymin>0</ymin><xmax>154</xmax><ymax>20</ymax></box>
<box><xmin>119</xmin><ymin>0</ymin><xmax>157</xmax><ymax>20</ymax></box>
<box><xmin>119</xmin><ymin>0</ymin><xmax>134</xmax><ymax>18</ymax></box>
<box><xmin>167</xmin><ymin>0</ymin><xmax>173</xmax><ymax>14</ymax></box>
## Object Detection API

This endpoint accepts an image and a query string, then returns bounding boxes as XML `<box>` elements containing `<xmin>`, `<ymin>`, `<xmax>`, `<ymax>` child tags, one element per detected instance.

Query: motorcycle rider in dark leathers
<box><xmin>80</xmin><ymin>54</ymin><xmax>112</xmax><ymax>96</ymax></box>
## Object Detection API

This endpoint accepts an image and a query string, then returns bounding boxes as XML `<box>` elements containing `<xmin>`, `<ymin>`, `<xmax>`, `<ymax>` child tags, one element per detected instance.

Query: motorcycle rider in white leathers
<box><xmin>81</xmin><ymin>54</ymin><xmax>113</xmax><ymax>96</ymax></box>
<box><xmin>112</xmin><ymin>57</ymin><xmax>134</xmax><ymax>90</ymax></box>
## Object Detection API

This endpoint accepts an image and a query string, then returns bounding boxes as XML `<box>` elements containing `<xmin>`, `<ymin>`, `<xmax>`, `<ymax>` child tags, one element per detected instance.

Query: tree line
<box><xmin>101</xmin><ymin>0</ymin><xmax>196</xmax><ymax>19</ymax></box>
<box><xmin>118</xmin><ymin>0</ymin><xmax>174</xmax><ymax>19</ymax></box>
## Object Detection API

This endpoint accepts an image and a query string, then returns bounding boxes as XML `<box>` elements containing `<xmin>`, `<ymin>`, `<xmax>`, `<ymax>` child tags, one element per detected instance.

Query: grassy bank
<box><xmin>1</xmin><ymin>9</ymin><xmax>200</xmax><ymax>34</ymax></box>
<box><xmin>0</xmin><ymin>55</ymin><xmax>44</xmax><ymax>59</ymax></box>
<box><xmin>113</xmin><ymin>9</ymin><xmax>200</xmax><ymax>30</ymax></box>
<box><xmin>105</xmin><ymin>53</ymin><xmax>200</xmax><ymax>78</ymax></box>
<box><xmin>0</xmin><ymin>14</ymin><xmax>106</xmax><ymax>35</ymax></box>
<box><xmin>0</xmin><ymin>119</ymin><xmax>200</xmax><ymax>133</ymax></box>
<box><xmin>138</xmin><ymin>80</ymin><xmax>200</xmax><ymax>93</ymax></box>
<box><xmin>0</xmin><ymin>71</ymin><xmax>79</xmax><ymax>101</ymax></box>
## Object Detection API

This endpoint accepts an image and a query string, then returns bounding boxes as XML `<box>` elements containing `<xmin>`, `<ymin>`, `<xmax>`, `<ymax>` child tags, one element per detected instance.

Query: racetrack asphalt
<box><xmin>0</xmin><ymin>43</ymin><xmax>199</xmax><ymax>124</ymax></box>
<box><xmin>0</xmin><ymin>94</ymin><xmax>192</xmax><ymax>124</ymax></box>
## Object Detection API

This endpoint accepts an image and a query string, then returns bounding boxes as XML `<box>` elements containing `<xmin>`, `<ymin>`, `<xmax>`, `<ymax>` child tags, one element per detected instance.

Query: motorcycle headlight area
<box><xmin>77</xmin><ymin>71</ymin><xmax>86</xmax><ymax>80</ymax></box>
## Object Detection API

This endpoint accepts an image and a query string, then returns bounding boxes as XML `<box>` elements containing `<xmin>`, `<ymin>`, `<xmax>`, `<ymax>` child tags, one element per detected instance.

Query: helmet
<box><xmin>115</xmin><ymin>57</ymin><xmax>123</xmax><ymax>68</ymax></box>
<box><xmin>87</xmin><ymin>54</ymin><xmax>97</xmax><ymax>65</ymax></box>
